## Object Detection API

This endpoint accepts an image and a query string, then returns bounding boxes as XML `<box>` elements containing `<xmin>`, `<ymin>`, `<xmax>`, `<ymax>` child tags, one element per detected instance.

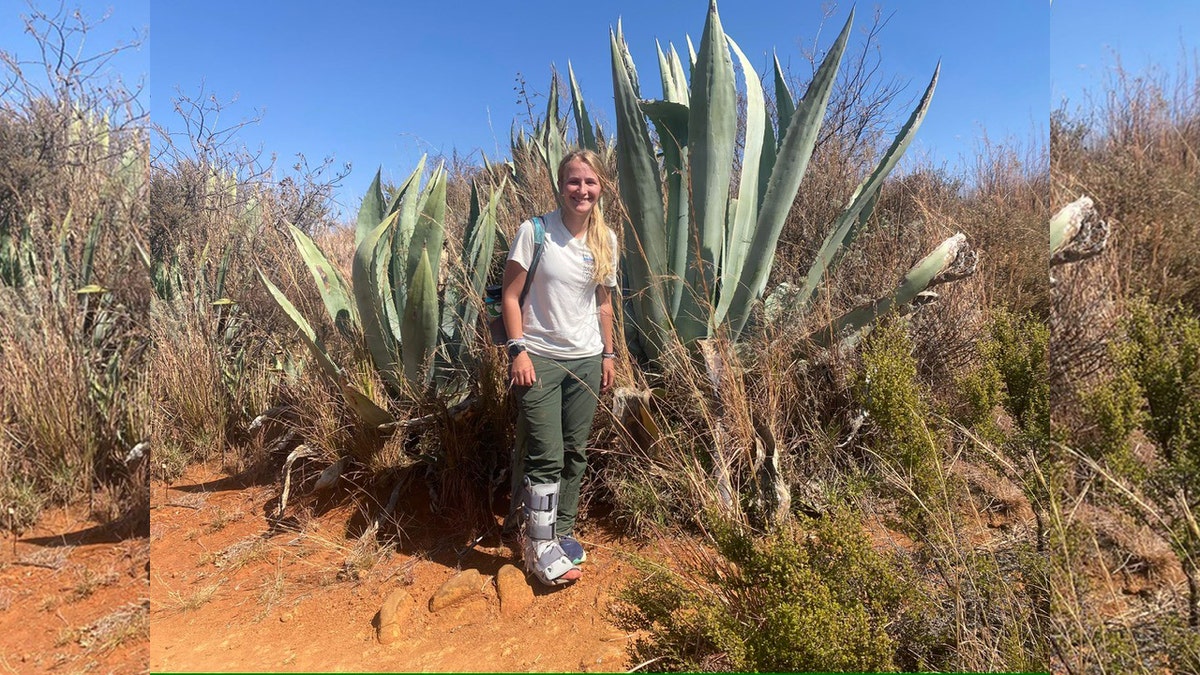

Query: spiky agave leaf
<box><xmin>537</xmin><ymin>75</ymin><xmax>567</xmax><ymax>191</ymax></box>
<box><xmin>678</xmin><ymin>0</ymin><xmax>737</xmax><ymax>344</ymax></box>
<box><xmin>568</xmin><ymin>62</ymin><xmax>597</xmax><ymax>152</ymax></box>
<box><xmin>402</xmin><ymin>247</ymin><xmax>439</xmax><ymax>387</ymax></box>
<box><xmin>288</xmin><ymin>223</ymin><xmax>360</xmax><ymax>339</ymax></box>
<box><xmin>772</xmin><ymin>52</ymin><xmax>795</xmax><ymax>148</ymax></box>
<box><xmin>355</xmin><ymin>169</ymin><xmax>386</xmax><ymax>247</ymax></box>
<box><xmin>258</xmin><ymin>268</ymin><xmax>393</xmax><ymax>424</ymax></box>
<box><xmin>79</xmin><ymin>212</ymin><xmax>102</xmax><ymax>289</ymax></box>
<box><xmin>405</xmin><ymin>164</ymin><xmax>446</xmax><ymax>288</ymax></box>
<box><xmin>353</xmin><ymin>211</ymin><xmax>402</xmax><ymax>390</ymax></box>
<box><xmin>441</xmin><ymin>178</ymin><xmax>502</xmax><ymax>364</ymax></box>
<box><xmin>798</xmin><ymin>62</ymin><xmax>941</xmax><ymax>309</ymax></box>
<box><xmin>714</xmin><ymin>36</ymin><xmax>766</xmax><ymax>328</ymax></box>
<box><xmin>610</xmin><ymin>22</ymin><xmax>670</xmax><ymax>359</ymax></box>
<box><xmin>390</xmin><ymin>158</ymin><xmax>430</xmax><ymax>324</ymax></box>
<box><xmin>257</xmin><ymin>267</ymin><xmax>342</xmax><ymax>382</ymax></box>
<box><xmin>815</xmin><ymin>233</ymin><xmax>978</xmax><ymax>347</ymax></box>
<box><xmin>460</xmin><ymin>180</ymin><xmax>502</xmax><ymax>338</ymax></box>
<box><xmin>724</xmin><ymin>10</ymin><xmax>853</xmax><ymax>338</ymax></box>
<box><xmin>386</xmin><ymin>156</ymin><xmax>427</xmax><ymax>217</ymax></box>
<box><xmin>213</xmin><ymin>240</ymin><xmax>234</xmax><ymax>301</ymax></box>
<box><xmin>640</xmin><ymin>99</ymin><xmax>690</xmax><ymax>319</ymax></box>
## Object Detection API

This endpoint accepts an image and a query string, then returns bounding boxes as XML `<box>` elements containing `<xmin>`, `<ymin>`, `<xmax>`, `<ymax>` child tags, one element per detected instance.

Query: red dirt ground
<box><xmin>149</xmin><ymin>462</ymin><xmax>646</xmax><ymax>673</ymax></box>
<box><xmin>0</xmin><ymin>507</ymin><xmax>149</xmax><ymax>673</ymax></box>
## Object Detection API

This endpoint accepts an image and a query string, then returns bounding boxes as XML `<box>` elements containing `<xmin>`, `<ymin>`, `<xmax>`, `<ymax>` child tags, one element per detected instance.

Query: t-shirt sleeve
<box><xmin>507</xmin><ymin>220</ymin><xmax>536</xmax><ymax>271</ymax></box>
<box><xmin>603</xmin><ymin>229</ymin><xmax>619</xmax><ymax>287</ymax></box>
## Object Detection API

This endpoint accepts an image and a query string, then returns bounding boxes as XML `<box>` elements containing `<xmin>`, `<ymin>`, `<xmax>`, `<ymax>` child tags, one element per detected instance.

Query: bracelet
<box><xmin>601</xmin><ymin>351</ymin><xmax>617</xmax><ymax>359</ymax></box>
<box><xmin>506</xmin><ymin>337</ymin><xmax>526</xmax><ymax>347</ymax></box>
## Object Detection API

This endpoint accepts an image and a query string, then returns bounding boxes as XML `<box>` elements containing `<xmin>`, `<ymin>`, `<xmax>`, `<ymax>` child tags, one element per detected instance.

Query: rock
<box><xmin>495</xmin><ymin>564</ymin><xmax>534</xmax><ymax>616</ymax></box>
<box><xmin>378</xmin><ymin>587</ymin><xmax>416</xmax><ymax>645</ymax></box>
<box><xmin>279</xmin><ymin>612</ymin><xmax>292</xmax><ymax>623</ymax></box>
<box><xmin>442</xmin><ymin>596</ymin><xmax>490</xmax><ymax>629</ymax></box>
<box><xmin>429</xmin><ymin>569</ymin><xmax>485</xmax><ymax>613</ymax></box>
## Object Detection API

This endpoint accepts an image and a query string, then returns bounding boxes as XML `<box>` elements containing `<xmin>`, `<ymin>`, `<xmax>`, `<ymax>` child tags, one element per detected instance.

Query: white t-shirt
<box><xmin>508</xmin><ymin>209</ymin><xmax>618</xmax><ymax>359</ymax></box>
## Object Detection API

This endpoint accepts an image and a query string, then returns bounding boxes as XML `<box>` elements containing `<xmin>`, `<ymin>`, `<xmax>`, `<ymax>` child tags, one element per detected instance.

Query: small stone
<box><xmin>429</xmin><ymin>569</ymin><xmax>485</xmax><ymax>613</ymax></box>
<box><xmin>279</xmin><ymin>613</ymin><xmax>292</xmax><ymax>623</ymax></box>
<box><xmin>378</xmin><ymin>587</ymin><xmax>416</xmax><ymax>645</ymax></box>
<box><xmin>496</xmin><ymin>564</ymin><xmax>534</xmax><ymax>616</ymax></box>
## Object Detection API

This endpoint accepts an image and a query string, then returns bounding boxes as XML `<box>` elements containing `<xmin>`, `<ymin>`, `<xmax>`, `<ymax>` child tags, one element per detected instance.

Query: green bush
<box><xmin>1080</xmin><ymin>360</ymin><xmax>1142</xmax><ymax>466</ymax></box>
<box><xmin>855</xmin><ymin>320</ymin><xmax>939</xmax><ymax>500</ymax></box>
<box><xmin>988</xmin><ymin>310</ymin><xmax>1050</xmax><ymax>441</ymax></box>
<box><xmin>1122</xmin><ymin>299</ymin><xmax>1200</xmax><ymax>483</ymax></box>
<box><xmin>957</xmin><ymin>359</ymin><xmax>1004</xmax><ymax>428</ymax></box>
<box><xmin>617</xmin><ymin>511</ymin><xmax>941</xmax><ymax>672</ymax></box>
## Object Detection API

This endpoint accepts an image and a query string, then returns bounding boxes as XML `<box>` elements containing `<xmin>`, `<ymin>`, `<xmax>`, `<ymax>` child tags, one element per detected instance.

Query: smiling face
<box><xmin>558</xmin><ymin>158</ymin><xmax>601</xmax><ymax>221</ymax></box>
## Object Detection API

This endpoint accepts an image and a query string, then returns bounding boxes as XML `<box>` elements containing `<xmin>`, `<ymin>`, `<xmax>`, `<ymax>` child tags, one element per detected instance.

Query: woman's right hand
<box><xmin>510</xmin><ymin>351</ymin><xmax>536</xmax><ymax>387</ymax></box>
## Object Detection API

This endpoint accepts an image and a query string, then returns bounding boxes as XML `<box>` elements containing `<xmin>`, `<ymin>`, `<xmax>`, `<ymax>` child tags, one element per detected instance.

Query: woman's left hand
<box><xmin>601</xmin><ymin>356</ymin><xmax>615</xmax><ymax>393</ymax></box>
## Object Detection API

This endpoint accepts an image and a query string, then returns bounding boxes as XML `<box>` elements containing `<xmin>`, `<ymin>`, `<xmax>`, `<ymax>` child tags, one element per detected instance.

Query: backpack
<box><xmin>485</xmin><ymin>216</ymin><xmax>545</xmax><ymax>345</ymax></box>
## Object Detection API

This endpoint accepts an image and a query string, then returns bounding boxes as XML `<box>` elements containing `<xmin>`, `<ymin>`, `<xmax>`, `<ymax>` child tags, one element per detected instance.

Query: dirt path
<box><xmin>0</xmin><ymin>508</ymin><xmax>149</xmax><ymax>673</ymax></box>
<box><xmin>149</xmin><ymin>462</ymin><xmax>643</xmax><ymax>672</ymax></box>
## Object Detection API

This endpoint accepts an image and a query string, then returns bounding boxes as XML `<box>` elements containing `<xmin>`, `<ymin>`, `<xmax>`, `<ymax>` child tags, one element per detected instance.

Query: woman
<box><xmin>501</xmin><ymin>149</ymin><xmax>619</xmax><ymax>586</ymax></box>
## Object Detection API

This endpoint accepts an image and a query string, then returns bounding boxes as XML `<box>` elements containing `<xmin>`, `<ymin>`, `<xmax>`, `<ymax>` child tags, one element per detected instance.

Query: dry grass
<box><xmin>70</xmin><ymin>566</ymin><xmax>120</xmax><ymax>602</ymax></box>
<box><xmin>1053</xmin><ymin>59</ymin><xmax>1200</xmax><ymax>311</ymax></box>
<box><xmin>254</xmin><ymin>560</ymin><xmax>287</xmax><ymax>622</ymax></box>
<box><xmin>0</xmin><ymin>7</ymin><xmax>153</xmax><ymax>530</ymax></box>
<box><xmin>0</xmin><ymin>309</ymin><xmax>101</xmax><ymax>504</ymax></box>
<box><xmin>165</xmin><ymin>581</ymin><xmax>222</xmax><ymax>614</ymax></box>
<box><xmin>1051</xmin><ymin>55</ymin><xmax>1200</xmax><ymax>671</ymax></box>
<box><xmin>71</xmin><ymin>600</ymin><xmax>150</xmax><ymax>653</ymax></box>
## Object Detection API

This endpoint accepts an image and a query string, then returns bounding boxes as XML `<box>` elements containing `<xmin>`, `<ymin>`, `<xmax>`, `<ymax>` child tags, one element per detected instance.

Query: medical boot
<box><xmin>522</xmin><ymin>478</ymin><xmax>581</xmax><ymax>586</ymax></box>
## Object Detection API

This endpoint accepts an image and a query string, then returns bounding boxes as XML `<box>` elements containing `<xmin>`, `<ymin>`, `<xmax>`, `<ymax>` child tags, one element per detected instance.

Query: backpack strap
<box><xmin>518</xmin><ymin>216</ymin><xmax>545</xmax><ymax>307</ymax></box>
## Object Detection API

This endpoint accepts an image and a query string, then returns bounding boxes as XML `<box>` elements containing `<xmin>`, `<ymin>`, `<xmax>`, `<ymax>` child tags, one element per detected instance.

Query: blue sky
<box><xmin>1052</xmin><ymin>0</ymin><xmax>1200</xmax><ymax>113</ymax></box>
<box><xmin>2</xmin><ymin>1</ymin><xmax>1052</xmax><ymax>219</ymax></box>
<box><xmin>0</xmin><ymin>2</ymin><xmax>149</xmax><ymax>116</ymax></box>
<box><xmin>143</xmin><ymin>0</ymin><xmax>1047</xmax><ymax>218</ymax></box>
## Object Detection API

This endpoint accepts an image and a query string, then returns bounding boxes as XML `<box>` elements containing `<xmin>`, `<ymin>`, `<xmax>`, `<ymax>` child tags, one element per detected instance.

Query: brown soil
<box><xmin>149</xmin><ymin>462</ymin><xmax>645</xmax><ymax>673</ymax></box>
<box><xmin>0</xmin><ymin>507</ymin><xmax>149</xmax><ymax>673</ymax></box>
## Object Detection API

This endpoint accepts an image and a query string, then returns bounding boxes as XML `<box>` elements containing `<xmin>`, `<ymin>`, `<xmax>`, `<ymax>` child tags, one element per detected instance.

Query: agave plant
<box><xmin>607</xmin><ymin>0</ymin><xmax>975</xmax><ymax>361</ymax></box>
<box><xmin>509</xmin><ymin>67</ymin><xmax>611</xmax><ymax>203</ymax></box>
<box><xmin>584</xmin><ymin>1</ymin><xmax>981</xmax><ymax>522</ymax></box>
<box><xmin>260</xmin><ymin>158</ymin><xmax>504</xmax><ymax>426</ymax></box>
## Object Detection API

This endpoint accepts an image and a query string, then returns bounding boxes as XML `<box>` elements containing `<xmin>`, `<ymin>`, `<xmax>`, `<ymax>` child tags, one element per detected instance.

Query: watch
<box><xmin>507</xmin><ymin>342</ymin><xmax>527</xmax><ymax>358</ymax></box>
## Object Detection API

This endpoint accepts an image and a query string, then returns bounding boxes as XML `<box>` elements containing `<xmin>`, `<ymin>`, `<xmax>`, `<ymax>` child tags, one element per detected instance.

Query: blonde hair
<box><xmin>557</xmin><ymin>149</ymin><xmax>619</xmax><ymax>285</ymax></box>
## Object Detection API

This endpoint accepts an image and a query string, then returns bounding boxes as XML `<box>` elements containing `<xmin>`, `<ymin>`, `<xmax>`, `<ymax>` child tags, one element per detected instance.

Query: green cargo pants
<box><xmin>510</xmin><ymin>353</ymin><xmax>602</xmax><ymax>537</ymax></box>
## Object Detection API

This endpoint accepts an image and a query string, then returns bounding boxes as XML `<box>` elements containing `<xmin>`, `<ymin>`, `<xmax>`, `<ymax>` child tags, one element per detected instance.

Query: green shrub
<box><xmin>617</xmin><ymin>511</ymin><xmax>941</xmax><ymax>672</ymax></box>
<box><xmin>988</xmin><ymin>310</ymin><xmax>1050</xmax><ymax>441</ymax></box>
<box><xmin>1080</xmin><ymin>360</ymin><xmax>1142</xmax><ymax>466</ymax></box>
<box><xmin>855</xmin><ymin>320</ymin><xmax>939</xmax><ymax>500</ymax></box>
<box><xmin>956</xmin><ymin>359</ymin><xmax>1004</xmax><ymax>428</ymax></box>
<box><xmin>1121</xmin><ymin>299</ymin><xmax>1200</xmax><ymax>483</ymax></box>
